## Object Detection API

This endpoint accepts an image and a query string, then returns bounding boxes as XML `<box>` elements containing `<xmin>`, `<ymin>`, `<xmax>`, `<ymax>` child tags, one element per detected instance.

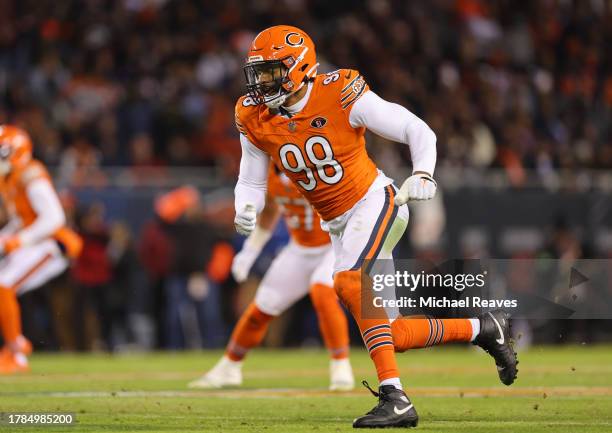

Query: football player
<box><xmin>189</xmin><ymin>164</ymin><xmax>354</xmax><ymax>391</ymax></box>
<box><xmin>233</xmin><ymin>26</ymin><xmax>518</xmax><ymax>428</ymax></box>
<box><xmin>0</xmin><ymin>125</ymin><xmax>82</xmax><ymax>373</ymax></box>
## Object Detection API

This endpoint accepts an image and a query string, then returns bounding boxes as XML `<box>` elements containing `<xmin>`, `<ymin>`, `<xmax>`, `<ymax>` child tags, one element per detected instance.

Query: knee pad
<box><xmin>333</xmin><ymin>270</ymin><xmax>361</xmax><ymax>302</ymax></box>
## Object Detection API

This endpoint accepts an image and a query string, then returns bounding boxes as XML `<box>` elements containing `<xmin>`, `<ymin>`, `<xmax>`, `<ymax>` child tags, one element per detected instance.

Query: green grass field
<box><xmin>0</xmin><ymin>345</ymin><xmax>611</xmax><ymax>432</ymax></box>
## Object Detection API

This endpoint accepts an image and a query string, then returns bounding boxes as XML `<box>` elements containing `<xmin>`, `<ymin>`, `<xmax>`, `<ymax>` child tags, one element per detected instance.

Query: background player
<box><xmin>190</xmin><ymin>164</ymin><xmax>354</xmax><ymax>391</ymax></box>
<box><xmin>233</xmin><ymin>26</ymin><xmax>518</xmax><ymax>428</ymax></box>
<box><xmin>0</xmin><ymin>125</ymin><xmax>82</xmax><ymax>374</ymax></box>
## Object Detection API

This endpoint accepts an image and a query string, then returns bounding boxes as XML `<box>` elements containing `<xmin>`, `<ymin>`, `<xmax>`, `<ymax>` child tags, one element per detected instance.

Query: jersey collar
<box><xmin>281</xmin><ymin>81</ymin><xmax>314</xmax><ymax>117</ymax></box>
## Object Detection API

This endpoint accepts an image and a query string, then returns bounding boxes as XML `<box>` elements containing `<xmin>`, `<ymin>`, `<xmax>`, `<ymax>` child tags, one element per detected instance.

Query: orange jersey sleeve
<box><xmin>234</xmin><ymin>95</ymin><xmax>260</xmax><ymax>142</ymax></box>
<box><xmin>0</xmin><ymin>160</ymin><xmax>51</xmax><ymax>226</ymax></box>
<box><xmin>267</xmin><ymin>166</ymin><xmax>329</xmax><ymax>247</ymax></box>
<box><xmin>337</xmin><ymin>69</ymin><xmax>369</xmax><ymax>111</ymax></box>
<box><xmin>234</xmin><ymin>69</ymin><xmax>379</xmax><ymax>221</ymax></box>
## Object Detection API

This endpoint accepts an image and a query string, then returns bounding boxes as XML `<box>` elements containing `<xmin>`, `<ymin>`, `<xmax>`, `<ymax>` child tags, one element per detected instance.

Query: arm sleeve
<box><xmin>349</xmin><ymin>90</ymin><xmax>437</xmax><ymax>175</ymax></box>
<box><xmin>234</xmin><ymin>134</ymin><xmax>269</xmax><ymax>214</ymax></box>
<box><xmin>16</xmin><ymin>178</ymin><xmax>66</xmax><ymax>246</ymax></box>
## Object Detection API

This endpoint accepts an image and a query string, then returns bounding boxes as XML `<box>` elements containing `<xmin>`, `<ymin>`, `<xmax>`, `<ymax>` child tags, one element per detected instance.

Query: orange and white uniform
<box><xmin>234</xmin><ymin>26</ymin><xmax>438</xmax><ymax>392</ymax></box>
<box><xmin>235</xmin><ymin>69</ymin><xmax>436</xmax><ymax>273</ymax></box>
<box><xmin>229</xmin><ymin>27</ymin><xmax>505</xmax><ymax>421</ymax></box>
<box><xmin>236</xmin><ymin>70</ymin><xmax>378</xmax><ymax>221</ymax></box>
<box><xmin>233</xmin><ymin>166</ymin><xmax>335</xmax><ymax>316</ymax></box>
<box><xmin>191</xmin><ymin>165</ymin><xmax>353</xmax><ymax>391</ymax></box>
<box><xmin>0</xmin><ymin>125</ymin><xmax>82</xmax><ymax>373</ymax></box>
<box><xmin>0</xmin><ymin>159</ymin><xmax>82</xmax><ymax>294</ymax></box>
<box><xmin>267</xmin><ymin>165</ymin><xmax>329</xmax><ymax>247</ymax></box>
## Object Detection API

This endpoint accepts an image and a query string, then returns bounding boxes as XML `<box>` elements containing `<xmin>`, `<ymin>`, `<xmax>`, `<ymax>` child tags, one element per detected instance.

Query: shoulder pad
<box><xmin>338</xmin><ymin>69</ymin><xmax>369</xmax><ymax>110</ymax></box>
<box><xmin>317</xmin><ymin>69</ymin><xmax>369</xmax><ymax>110</ymax></box>
<box><xmin>21</xmin><ymin>161</ymin><xmax>49</xmax><ymax>185</ymax></box>
<box><xmin>235</xmin><ymin>95</ymin><xmax>259</xmax><ymax>137</ymax></box>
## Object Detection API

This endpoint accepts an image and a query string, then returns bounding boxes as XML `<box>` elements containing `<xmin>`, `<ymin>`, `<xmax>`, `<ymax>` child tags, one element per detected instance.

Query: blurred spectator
<box><xmin>146</xmin><ymin>186</ymin><xmax>234</xmax><ymax>349</ymax></box>
<box><xmin>108</xmin><ymin>222</ymin><xmax>149</xmax><ymax>351</ymax></box>
<box><xmin>166</xmin><ymin>134</ymin><xmax>194</xmax><ymax>166</ymax></box>
<box><xmin>71</xmin><ymin>203</ymin><xmax>114</xmax><ymax>350</ymax></box>
<box><xmin>58</xmin><ymin>136</ymin><xmax>107</xmax><ymax>188</ymax></box>
<box><xmin>71</xmin><ymin>203</ymin><xmax>138</xmax><ymax>351</ymax></box>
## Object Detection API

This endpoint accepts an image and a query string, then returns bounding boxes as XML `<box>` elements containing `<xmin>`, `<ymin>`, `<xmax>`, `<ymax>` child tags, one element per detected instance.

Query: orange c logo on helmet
<box><xmin>285</xmin><ymin>32</ymin><xmax>304</xmax><ymax>47</ymax></box>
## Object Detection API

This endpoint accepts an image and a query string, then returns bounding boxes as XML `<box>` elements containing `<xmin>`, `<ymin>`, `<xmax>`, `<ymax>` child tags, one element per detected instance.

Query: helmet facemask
<box><xmin>244</xmin><ymin>60</ymin><xmax>292</xmax><ymax>109</ymax></box>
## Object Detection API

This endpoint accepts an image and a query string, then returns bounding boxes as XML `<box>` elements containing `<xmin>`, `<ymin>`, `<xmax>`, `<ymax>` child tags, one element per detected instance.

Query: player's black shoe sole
<box><xmin>353</xmin><ymin>381</ymin><xmax>418</xmax><ymax>428</ymax></box>
<box><xmin>474</xmin><ymin>309</ymin><xmax>519</xmax><ymax>385</ymax></box>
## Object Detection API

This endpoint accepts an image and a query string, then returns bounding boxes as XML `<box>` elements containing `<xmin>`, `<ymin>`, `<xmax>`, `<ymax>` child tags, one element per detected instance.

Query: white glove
<box><xmin>231</xmin><ymin>226</ymin><xmax>272</xmax><ymax>282</ymax></box>
<box><xmin>234</xmin><ymin>204</ymin><xmax>257</xmax><ymax>235</ymax></box>
<box><xmin>231</xmin><ymin>247</ymin><xmax>259</xmax><ymax>283</ymax></box>
<box><xmin>394</xmin><ymin>172</ymin><xmax>437</xmax><ymax>206</ymax></box>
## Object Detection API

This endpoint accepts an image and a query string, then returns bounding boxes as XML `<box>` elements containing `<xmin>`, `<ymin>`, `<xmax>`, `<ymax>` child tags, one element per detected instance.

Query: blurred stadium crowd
<box><xmin>2</xmin><ymin>0</ymin><xmax>611</xmax><ymax>181</ymax></box>
<box><xmin>1</xmin><ymin>0</ymin><xmax>611</xmax><ymax>351</ymax></box>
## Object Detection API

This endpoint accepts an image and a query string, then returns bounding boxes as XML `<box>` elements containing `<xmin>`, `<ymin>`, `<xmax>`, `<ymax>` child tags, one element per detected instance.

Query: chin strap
<box><xmin>264</xmin><ymin>88</ymin><xmax>289</xmax><ymax>110</ymax></box>
<box><xmin>278</xmin><ymin>106</ymin><xmax>293</xmax><ymax>118</ymax></box>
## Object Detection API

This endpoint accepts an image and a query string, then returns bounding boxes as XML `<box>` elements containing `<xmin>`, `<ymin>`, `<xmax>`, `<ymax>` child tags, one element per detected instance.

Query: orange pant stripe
<box><xmin>364</xmin><ymin>186</ymin><xmax>396</xmax><ymax>262</ymax></box>
<box><xmin>10</xmin><ymin>253</ymin><xmax>53</xmax><ymax>291</ymax></box>
<box><xmin>350</xmin><ymin>185</ymin><xmax>398</xmax><ymax>272</ymax></box>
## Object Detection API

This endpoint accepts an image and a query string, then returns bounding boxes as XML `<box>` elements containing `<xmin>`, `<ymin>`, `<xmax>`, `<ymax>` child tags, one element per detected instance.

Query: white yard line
<box><xmin>6</xmin><ymin>386</ymin><xmax>612</xmax><ymax>399</ymax></box>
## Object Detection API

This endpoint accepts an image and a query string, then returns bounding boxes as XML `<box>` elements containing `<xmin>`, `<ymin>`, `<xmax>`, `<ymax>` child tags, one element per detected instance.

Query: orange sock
<box><xmin>391</xmin><ymin>317</ymin><xmax>474</xmax><ymax>352</ymax></box>
<box><xmin>335</xmin><ymin>270</ymin><xmax>399</xmax><ymax>382</ymax></box>
<box><xmin>0</xmin><ymin>286</ymin><xmax>21</xmax><ymax>346</ymax></box>
<box><xmin>226</xmin><ymin>302</ymin><xmax>274</xmax><ymax>361</ymax></box>
<box><xmin>309</xmin><ymin>283</ymin><xmax>349</xmax><ymax>359</ymax></box>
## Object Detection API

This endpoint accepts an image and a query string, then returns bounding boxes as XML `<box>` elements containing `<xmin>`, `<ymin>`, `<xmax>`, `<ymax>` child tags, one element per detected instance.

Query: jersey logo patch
<box><xmin>341</xmin><ymin>74</ymin><xmax>367</xmax><ymax>109</ymax></box>
<box><xmin>310</xmin><ymin>117</ymin><xmax>327</xmax><ymax>128</ymax></box>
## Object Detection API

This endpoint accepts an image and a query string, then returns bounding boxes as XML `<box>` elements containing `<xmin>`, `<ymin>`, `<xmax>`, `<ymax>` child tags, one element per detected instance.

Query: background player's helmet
<box><xmin>0</xmin><ymin>125</ymin><xmax>33</xmax><ymax>175</ymax></box>
<box><xmin>244</xmin><ymin>25</ymin><xmax>318</xmax><ymax>109</ymax></box>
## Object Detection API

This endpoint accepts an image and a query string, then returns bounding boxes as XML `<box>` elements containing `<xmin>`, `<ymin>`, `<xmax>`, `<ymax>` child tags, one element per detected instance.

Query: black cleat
<box><xmin>353</xmin><ymin>381</ymin><xmax>418</xmax><ymax>428</ymax></box>
<box><xmin>474</xmin><ymin>309</ymin><xmax>519</xmax><ymax>385</ymax></box>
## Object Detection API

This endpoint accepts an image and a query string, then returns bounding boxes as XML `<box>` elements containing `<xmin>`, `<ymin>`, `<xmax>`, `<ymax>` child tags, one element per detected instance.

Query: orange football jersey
<box><xmin>0</xmin><ymin>160</ymin><xmax>82</xmax><ymax>258</ymax></box>
<box><xmin>267</xmin><ymin>165</ymin><xmax>329</xmax><ymax>247</ymax></box>
<box><xmin>236</xmin><ymin>69</ymin><xmax>379</xmax><ymax>221</ymax></box>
